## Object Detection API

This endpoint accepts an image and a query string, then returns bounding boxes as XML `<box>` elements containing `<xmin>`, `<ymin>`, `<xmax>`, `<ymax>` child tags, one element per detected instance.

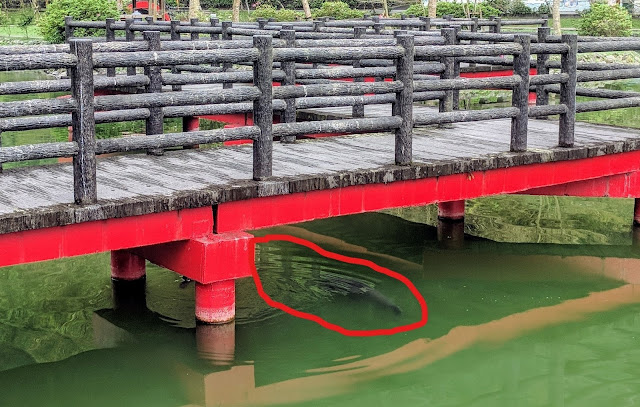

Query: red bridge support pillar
<box><xmin>110</xmin><ymin>250</ymin><xmax>146</xmax><ymax>281</ymax></box>
<box><xmin>437</xmin><ymin>220</ymin><xmax>465</xmax><ymax>250</ymax></box>
<box><xmin>437</xmin><ymin>200</ymin><xmax>465</xmax><ymax>250</ymax></box>
<box><xmin>196</xmin><ymin>280</ymin><xmax>236</xmax><ymax>324</ymax></box>
<box><xmin>634</xmin><ymin>199</ymin><xmax>640</xmax><ymax>226</ymax></box>
<box><xmin>438</xmin><ymin>200</ymin><xmax>465</xmax><ymax>221</ymax></box>
<box><xmin>131</xmin><ymin>231</ymin><xmax>253</xmax><ymax>324</ymax></box>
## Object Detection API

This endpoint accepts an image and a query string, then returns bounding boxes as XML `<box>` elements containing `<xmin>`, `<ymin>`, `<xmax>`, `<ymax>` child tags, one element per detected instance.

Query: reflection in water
<box><xmin>196</xmin><ymin>323</ymin><xmax>236</xmax><ymax>365</ymax></box>
<box><xmin>1</xmin><ymin>207</ymin><xmax>640</xmax><ymax>406</ymax></box>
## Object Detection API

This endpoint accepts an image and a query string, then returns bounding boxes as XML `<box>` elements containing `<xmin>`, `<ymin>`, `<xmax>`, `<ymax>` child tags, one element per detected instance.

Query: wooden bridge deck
<box><xmin>0</xmin><ymin>111</ymin><xmax>639</xmax><ymax>234</ymax></box>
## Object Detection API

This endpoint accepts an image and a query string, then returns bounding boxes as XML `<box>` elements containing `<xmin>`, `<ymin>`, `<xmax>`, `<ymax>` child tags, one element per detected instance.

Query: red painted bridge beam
<box><xmin>215</xmin><ymin>150</ymin><xmax>640</xmax><ymax>233</ymax></box>
<box><xmin>0</xmin><ymin>207</ymin><xmax>213</xmax><ymax>268</ymax></box>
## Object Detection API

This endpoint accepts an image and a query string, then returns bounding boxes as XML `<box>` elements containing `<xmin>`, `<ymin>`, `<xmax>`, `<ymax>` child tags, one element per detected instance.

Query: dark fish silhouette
<box><xmin>320</xmin><ymin>274</ymin><xmax>402</xmax><ymax>315</ymax></box>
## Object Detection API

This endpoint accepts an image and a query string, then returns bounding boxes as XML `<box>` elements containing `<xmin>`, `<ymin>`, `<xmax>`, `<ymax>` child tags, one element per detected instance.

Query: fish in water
<box><xmin>319</xmin><ymin>274</ymin><xmax>402</xmax><ymax>315</ymax></box>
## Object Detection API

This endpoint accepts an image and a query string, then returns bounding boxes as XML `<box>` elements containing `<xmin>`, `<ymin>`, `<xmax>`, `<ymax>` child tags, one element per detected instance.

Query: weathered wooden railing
<box><xmin>63</xmin><ymin>15</ymin><xmax>549</xmax><ymax>43</ymax></box>
<box><xmin>447</xmin><ymin>27</ymin><xmax>640</xmax><ymax>139</ymax></box>
<box><xmin>3</xmin><ymin>28</ymin><xmax>640</xmax><ymax>208</ymax></box>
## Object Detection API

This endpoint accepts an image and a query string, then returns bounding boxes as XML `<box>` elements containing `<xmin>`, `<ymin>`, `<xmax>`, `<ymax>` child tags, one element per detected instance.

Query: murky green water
<box><xmin>2</xmin><ymin>71</ymin><xmax>640</xmax><ymax>406</ymax></box>
<box><xmin>1</xmin><ymin>204</ymin><xmax>640</xmax><ymax>406</ymax></box>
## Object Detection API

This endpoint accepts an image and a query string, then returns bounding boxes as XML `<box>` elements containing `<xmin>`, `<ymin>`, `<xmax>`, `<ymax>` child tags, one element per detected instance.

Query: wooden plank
<box><xmin>0</xmin><ymin>118</ymin><xmax>640</xmax><ymax>233</ymax></box>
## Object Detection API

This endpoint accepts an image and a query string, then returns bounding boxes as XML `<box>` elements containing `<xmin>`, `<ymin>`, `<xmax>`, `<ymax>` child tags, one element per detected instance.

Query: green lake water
<box><xmin>1</xmin><ymin>71</ymin><xmax>640</xmax><ymax>406</ymax></box>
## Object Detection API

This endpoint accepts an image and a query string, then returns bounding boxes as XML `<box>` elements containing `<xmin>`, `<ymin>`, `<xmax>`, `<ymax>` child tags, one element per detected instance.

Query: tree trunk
<box><xmin>232</xmin><ymin>0</ymin><xmax>241</xmax><ymax>22</ymax></box>
<box><xmin>382</xmin><ymin>0</ymin><xmax>390</xmax><ymax>17</ymax></box>
<box><xmin>552</xmin><ymin>0</ymin><xmax>561</xmax><ymax>35</ymax></box>
<box><xmin>189</xmin><ymin>0</ymin><xmax>201</xmax><ymax>19</ymax></box>
<box><xmin>301</xmin><ymin>0</ymin><xmax>312</xmax><ymax>19</ymax></box>
<box><xmin>428</xmin><ymin>0</ymin><xmax>437</xmax><ymax>18</ymax></box>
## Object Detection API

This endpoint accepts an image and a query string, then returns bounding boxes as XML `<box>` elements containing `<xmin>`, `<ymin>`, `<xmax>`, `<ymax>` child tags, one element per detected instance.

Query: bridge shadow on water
<box><xmin>1</xmin><ymin>212</ymin><xmax>640</xmax><ymax>406</ymax></box>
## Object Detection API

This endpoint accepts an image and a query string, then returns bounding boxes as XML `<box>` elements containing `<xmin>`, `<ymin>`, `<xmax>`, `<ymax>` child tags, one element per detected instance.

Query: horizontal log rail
<box><xmin>0</xmin><ymin>75</ymin><xmax>150</xmax><ymax>96</ymax></box>
<box><xmin>93</xmin><ymin>88</ymin><xmax>261</xmax><ymax>111</ymax></box>
<box><xmin>96</xmin><ymin>126</ymin><xmax>260</xmax><ymax>154</ymax></box>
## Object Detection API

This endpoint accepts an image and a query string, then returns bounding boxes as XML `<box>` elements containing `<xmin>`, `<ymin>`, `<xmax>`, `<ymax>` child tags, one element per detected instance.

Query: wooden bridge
<box><xmin>2</xmin><ymin>16</ymin><xmax>640</xmax><ymax>324</ymax></box>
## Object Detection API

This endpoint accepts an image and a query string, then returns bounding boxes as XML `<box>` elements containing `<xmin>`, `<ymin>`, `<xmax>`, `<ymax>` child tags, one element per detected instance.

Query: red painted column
<box><xmin>634</xmin><ymin>199</ymin><xmax>640</xmax><ymax>226</ymax></box>
<box><xmin>110</xmin><ymin>250</ymin><xmax>146</xmax><ymax>281</ymax></box>
<box><xmin>437</xmin><ymin>200</ymin><xmax>465</xmax><ymax>221</ymax></box>
<box><xmin>196</xmin><ymin>279</ymin><xmax>235</xmax><ymax>324</ymax></box>
<box><xmin>437</xmin><ymin>219</ymin><xmax>465</xmax><ymax>250</ymax></box>
<box><xmin>183</xmin><ymin>116</ymin><xmax>200</xmax><ymax>149</ymax></box>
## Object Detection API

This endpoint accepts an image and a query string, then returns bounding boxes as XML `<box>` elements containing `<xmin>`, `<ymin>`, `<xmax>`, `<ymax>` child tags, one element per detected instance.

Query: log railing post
<box><xmin>210</xmin><ymin>17</ymin><xmax>219</xmax><ymax>40</ymax></box>
<box><xmin>168</xmin><ymin>20</ymin><xmax>182</xmax><ymax>91</ymax></box>
<box><xmin>419</xmin><ymin>17</ymin><xmax>430</xmax><ymax>31</ymax></box>
<box><xmin>69</xmin><ymin>39</ymin><xmax>97</xmax><ymax>204</ymax></box>
<box><xmin>536</xmin><ymin>27</ymin><xmax>550</xmax><ymax>111</ymax></box>
<box><xmin>257</xmin><ymin>18</ymin><xmax>267</xmax><ymax>29</ymax></box>
<box><xmin>495</xmin><ymin>17</ymin><xmax>502</xmax><ymax>34</ymax></box>
<box><xmin>190</xmin><ymin>18</ymin><xmax>200</xmax><ymax>40</ymax></box>
<box><xmin>125</xmin><ymin>19</ymin><xmax>137</xmax><ymax>76</ymax></box>
<box><xmin>312</xmin><ymin>22</ymin><xmax>324</xmax><ymax>69</ymax></box>
<box><xmin>145</xmin><ymin>16</ymin><xmax>154</xmax><ymax>25</ymax></box>
<box><xmin>280</xmin><ymin>29</ymin><xmax>297</xmax><ymax>143</ymax></box>
<box><xmin>559</xmin><ymin>34</ymin><xmax>577</xmax><ymax>147</ymax></box>
<box><xmin>64</xmin><ymin>16</ymin><xmax>74</xmax><ymax>78</ymax></box>
<box><xmin>395</xmin><ymin>34</ymin><xmax>414</xmax><ymax>166</ymax></box>
<box><xmin>541</xmin><ymin>15</ymin><xmax>549</xmax><ymax>27</ymax></box>
<box><xmin>452</xmin><ymin>25</ymin><xmax>461</xmax><ymax>111</ymax></box>
<box><xmin>64</xmin><ymin>16</ymin><xmax>74</xmax><ymax>42</ymax></box>
<box><xmin>440</xmin><ymin>28</ymin><xmax>455</xmax><ymax>115</ymax></box>
<box><xmin>222</xmin><ymin>22</ymin><xmax>233</xmax><ymax>89</ymax></box>
<box><xmin>470</xmin><ymin>17</ymin><xmax>478</xmax><ymax>43</ymax></box>
<box><xmin>400</xmin><ymin>14</ymin><xmax>407</xmax><ymax>31</ymax></box>
<box><xmin>469</xmin><ymin>17</ymin><xmax>479</xmax><ymax>67</ymax></box>
<box><xmin>374</xmin><ymin>22</ymin><xmax>384</xmax><ymax>35</ymax></box>
<box><xmin>352</xmin><ymin>26</ymin><xmax>366</xmax><ymax>118</ymax></box>
<box><xmin>170</xmin><ymin>19</ymin><xmax>180</xmax><ymax>41</ymax></box>
<box><xmin>510</xmin><ymin>34</ymin><xmax>530</xmax><ymax>152</ymax></box>
<box><xmin>105</xmin><ymin>18</ymin><xmax>116</xmax><ymax>77</ymax></box>
<box><xmin>143</xmin><ymin>31</ymin><xmax>164</xmax><ymax>156</ymax></box>
<box><xmin>210</xmin><ymin>17</ymin><xmax>220</xmax><ymax>73</ymax></box>
<box><xmin>253</xmin><ymin>35</ymin><xmax>273</xmax><ymax>180</ymax></box>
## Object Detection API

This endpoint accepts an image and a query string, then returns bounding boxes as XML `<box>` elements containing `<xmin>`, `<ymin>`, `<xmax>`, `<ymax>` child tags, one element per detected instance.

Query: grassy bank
<box><xmin>0</xmin><ymin>25</ymin><xmax>43</xmax><ymax>40</ymax></box>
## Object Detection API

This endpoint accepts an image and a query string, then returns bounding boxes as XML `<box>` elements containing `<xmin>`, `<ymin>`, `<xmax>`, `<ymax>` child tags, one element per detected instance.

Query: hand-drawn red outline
<box><xmin>249</xmin><ymin>234</ymin><xmax>428</xmax><ymax>336</ymax></box>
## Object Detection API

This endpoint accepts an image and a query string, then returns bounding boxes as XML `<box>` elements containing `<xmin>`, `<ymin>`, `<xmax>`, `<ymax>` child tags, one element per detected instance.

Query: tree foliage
<box><xmin>312</xmin><ymin>1</ymin><xmax>363</xmax><ymax>19</ymax></box>
<box><xmin>508</xmin><ymin>0</ymin><xmax>532</xmax><ymax>15</ymax></box>
<box><xmin>578</xmin><ymin>3</ymin><xmax>632</xmax><ymax>37</ymax></box>
<box><xmin>251</xmin><ymin>4</ymin><xmax>303</xmax><ymax>20</ymax></box>
<box><xmin>16</xmin><ymin>8</ymin><xmax>35</xmax><ymax>39</ymax></box>
<box><xmin>405</xmin><ymin>2</ymin><xmax>501</xmax><ymax>18</ymax></box>
<box><xmin>38</xmin><ymin>0</ymin><xmax>119</xmax><ymax>43</ymax></box>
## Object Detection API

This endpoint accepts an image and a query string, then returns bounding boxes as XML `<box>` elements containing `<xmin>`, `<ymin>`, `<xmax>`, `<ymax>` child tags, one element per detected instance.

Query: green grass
<box><xmin>207</xmin><ymin>9</ymin><xmax>251</xmax><ymax>22</ymax></box>
<box><xmin>554</xmin><ymin>16</ymin><xmax>640</xmax><ymax>31</ymax></box>
<box><xmin>0</xmin><ymin>25</ymin><xmax>43</xmax><ymax>39</ymax></box>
